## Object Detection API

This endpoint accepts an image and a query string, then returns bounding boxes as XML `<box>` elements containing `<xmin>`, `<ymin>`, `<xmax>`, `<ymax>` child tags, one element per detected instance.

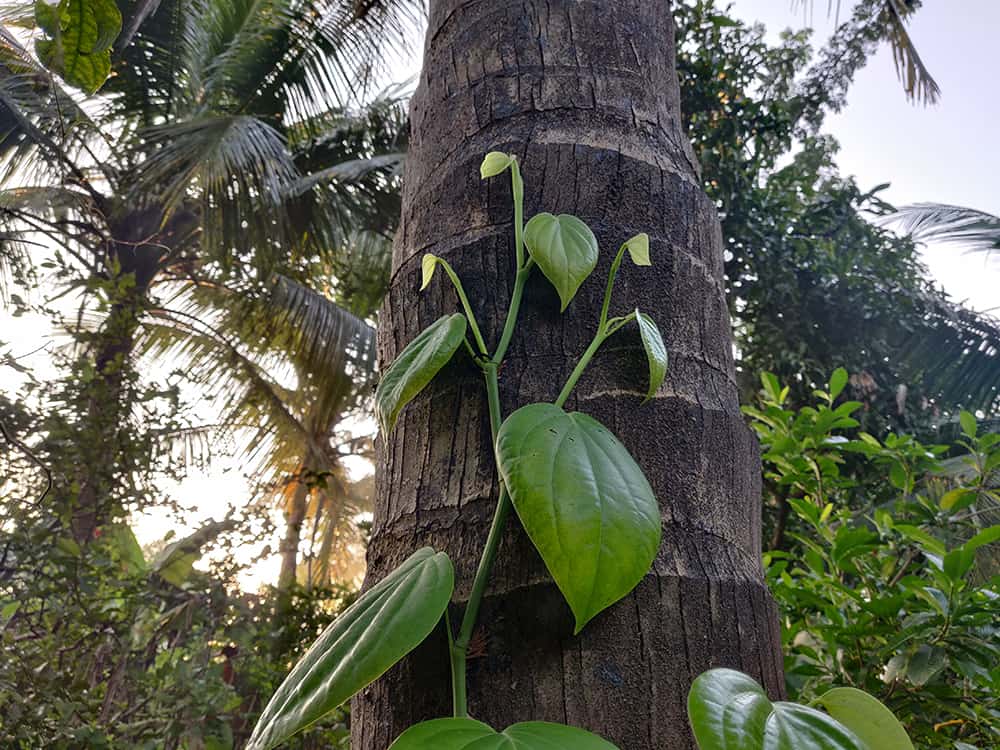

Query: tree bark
<box><xmin>277</xmin><ymin>480</ymin><xmax>309</xmax><ymax>593</ymax></box>
<box><xmin>353</xmin><ymin>2</ymin><xmax>784</xmax><ymax>748</ymax></box>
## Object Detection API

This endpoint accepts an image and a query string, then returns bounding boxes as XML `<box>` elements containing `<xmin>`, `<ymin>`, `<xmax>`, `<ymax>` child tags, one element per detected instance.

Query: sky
<box><xmin>2</xmin><ymin>1</ymin><xmax>997</xmax><ymax>589</ymax></box>
<box><xmin>727</xmin><ymin>0</ymin><xmax>999</xmax><ymax>311</ymax></box>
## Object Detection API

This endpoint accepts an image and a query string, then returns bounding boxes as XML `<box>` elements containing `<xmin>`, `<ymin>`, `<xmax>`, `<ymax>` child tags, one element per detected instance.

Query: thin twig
<box><xmin>0</xmin><ymin>418</ymin><xmax>52</xmax><ymax>504</ymax></box>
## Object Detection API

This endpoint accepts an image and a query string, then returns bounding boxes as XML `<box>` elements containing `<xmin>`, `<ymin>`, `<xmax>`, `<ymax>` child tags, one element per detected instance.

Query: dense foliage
<box><xmin>1</xmin><ymin>0</ymin><xmax>997</xmax><ymax>748</ymax></box>
<box><xmin>752</xmin><ymin>372</ymin><xmax>999</xmax><ymax>748</ymax></box>
<box><xmin>676</xmin><ymin>1</ymin><xmax>1000</xmax><ymax>419</ymax></box>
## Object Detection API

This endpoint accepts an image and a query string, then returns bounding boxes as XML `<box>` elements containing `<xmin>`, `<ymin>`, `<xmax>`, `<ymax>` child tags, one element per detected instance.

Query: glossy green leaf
<box><xmin>480</xmin><ymin>151</ymin><xmax>515</xmax><ymax>179</ymax></box>
<box><xmin>636</xmin><ymin>309</ymin><xmax>667</xmax><ymax>401</ymax></box>
<box><xmin>688</xmin><ymin>669</ymin><xmax>864</xmax><ymax>750</ymax></box>
<box><xmin>421</xmin><ymin>253</ymin><xmax>440</xmax><ymax>290</ymax></box>
<box><xmin>247</xmin><ymin>548</ymin><xmax>454</xmax><ymax>750</ymax></box>
<box><xmin>959</xmin><ymin>410</ymin><xmax>977</xmax><ymax>438</ymax></box>
<box><xmin>905</xmin><ymin>644</ymin><xmax>947</xmax><ymax>686</ymax></box>
<box><xmin>940</xmin><ymin>488</ymin><xmax>976</xmax><ymax>512</ymax></box>
<box><xmin>524</xmin><ymin>213</ymin><xmax>599</xmax><ymax>311</ymax></box>
<box><xmin>829</xmin><ymin>368</ymin><xmax>849</xmax><ymax>400</ymax></box>
<box><xmin>495</xmin><ymin>403</ymin><xmax>660</xmax><ymax>633</ymax></box>
<box><xmin>816</xmin><ymin>687</ymin><xmax>914</xmax><ymax>750</ymax></box>
<box><xmin>34</xmin><ymin>0</ymin><xmax>121</xmax><ymax>93</ymax></box>
<box><xmin>376</xmin><ymin>314</ymin><xmax>467</xmax><ymax>433</ymax></box>
<box><xmin>389</xmin><ymin>718</ymin><xmax>619</xmax><ymax>749</ymax></box>
<box><xmin>623</xmin><ymin>233</ymin><xmax>651</xmax><ymax>266</ymax></box>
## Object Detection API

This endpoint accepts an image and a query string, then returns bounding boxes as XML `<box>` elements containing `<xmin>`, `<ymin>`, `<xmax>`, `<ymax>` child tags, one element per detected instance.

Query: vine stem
<box><xmin>449</xmin><ymin>363</ymin><xmax>512</xmax><ymax>717</ymax></box>
<box><xmin>447</xmin><ymin>154</ymin><xmax>532</xmax><ymax>717</ymax></box>
<box><xmin>434</xmin><ymin>257</ymin><xmax>489</xmax><ymax>356</ymax></box>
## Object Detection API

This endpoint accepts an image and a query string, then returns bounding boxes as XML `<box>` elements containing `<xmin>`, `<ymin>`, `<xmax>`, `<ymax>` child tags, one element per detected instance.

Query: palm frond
<box><xmin>888</xmin><ymin>203</ymin><xmax>1000</xmax><ymax>258</ymax></box>
<box><xmin>793</xmin><ymin>0</ymin><xmax>939</xmax><ymax>110</ymax></box>
<box><xmin>140</xmin><ymin>273</ymin><xmax>375</xmax><ymax>480</ymax></box>
<box><xmin>900</xmin><ymin>297</ymin><xmax>1000</xmax><ymax>414</ymax></box>
<box><xmin>287</xmin><ymin>151</ymin><xmax>402</xmax><ymax>196</ymax></box>
<box><xmin>881</xmin><ymin>0</ymin><xmax>940</xmax><ymax>105</ymax></box>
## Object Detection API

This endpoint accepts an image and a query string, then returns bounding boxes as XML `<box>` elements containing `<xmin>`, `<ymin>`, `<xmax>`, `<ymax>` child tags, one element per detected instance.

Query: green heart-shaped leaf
<box><xmin>524</xmin><ymin>212</ymin><xmax>599</xmax><ymax>311</ymax></box>
<box><xmin>389</xmin><ymin>718</ymin><xmax>619</xmax><ymax>749</ymax></box>
<box><xmin>376</xmin><ymin>314</ymin><xmax>467</xmax><ymax>433</ymax></box>
<box><xmin>688</xmin><ymin>669</ymin><xmax>864</xmax><ymax>750</ymax></box>
<box><xmin>635</xmin><ymin>309</ymin><xmax>667</xmax><ymax>401</ymax></box>
<box><xmin>496</xmin><ymin>403</ymin><xmax>661</xmax><ymax>633</ymax></box>
<box><xmin>815</xmin><ymin>687</ymin><xmax>914</xmax><ymax>750</ymax></box>
<box><xmin>247</xmin><ymin>548</ymin><xmax>454</xmax><ymax>750</ymax></box>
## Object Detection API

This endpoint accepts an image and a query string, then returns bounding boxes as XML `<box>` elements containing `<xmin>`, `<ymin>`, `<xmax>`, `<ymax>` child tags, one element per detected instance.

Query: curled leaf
<box><xmin>480</xmin><ymin>151</ymin><xmax>515</xmax><ymax>179</ymax></box>
<box><xmin>623</xmin><ymin>233</ymin><xmax>650</xmax><ymax>266</ymax></box>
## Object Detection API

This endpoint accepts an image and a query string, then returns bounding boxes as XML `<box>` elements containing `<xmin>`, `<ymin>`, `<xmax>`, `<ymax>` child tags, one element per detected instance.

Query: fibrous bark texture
<box><xmin>353</xmin><ymin>2</ymin><xmax>784</xmax><ymax>748</ymax></box>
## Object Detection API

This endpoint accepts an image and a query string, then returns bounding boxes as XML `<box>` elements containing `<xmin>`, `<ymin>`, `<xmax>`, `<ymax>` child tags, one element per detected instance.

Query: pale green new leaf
<box><xmin>623</xmin><ymin>232</ymin><xmax>650</xmax><ymax>266</ymax></box>
<box><xmin>496</xmin><ymin>403</ymin><xmax>660</xmax><ymax>633</ymax></box>
<box><xmin>248</xmin><ymin>548</ymin><xmax>455</xmax><ymax>750</ymax></box>
<box><xmin>524</xmin><ymin>212</ymin><xmax>599</xmax><ymax>311</ymax></box>
<box><xmin>421</xmin><ymin>253</ymin><xmax>440</xmax><ymax>290</ymax></box>
<box><xmin>636</xmin><ymin>309</ymin><xmax>667</xmax><ymax>401</ymax></box>
<box><xmin>688</xmin><ymin>669</ymin><xmax>864</xmax><ymax>750</ymax></box>
<box><xmin>815</xmin><ymin>687</ymin><xmax>914</xmax><ymax>750</ymax></box>
<box><xmin>389</xmin><ymin>718</ymin><xmax>619</xmax><ymax>749</ymax></box>
<box><xmin>375</xmin><ymin>314</ymin><xmax>467</xmax><ymax>434</ymax></box>
<box><xmin>480</xmin><ymin>151</ymin><xmax>514</xmax><ymax>179</ymax></box>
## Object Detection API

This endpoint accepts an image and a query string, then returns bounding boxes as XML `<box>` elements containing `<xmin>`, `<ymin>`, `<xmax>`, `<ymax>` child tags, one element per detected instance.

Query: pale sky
<box><xmin>2</xmin><ymin>1</ymin><xmax>995</xmax><ymax>589</ymax></box>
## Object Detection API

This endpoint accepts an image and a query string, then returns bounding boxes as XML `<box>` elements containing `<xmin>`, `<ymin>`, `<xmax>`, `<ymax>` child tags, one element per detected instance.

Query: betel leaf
<box><xmin>375</xmin><ymin>313</ymin><xmax>467</xmax><ymax>433</ymax></box>
<box><xmin>688</xmin><ymin>669</ymin><xmax>864</xmax><ymax>750</ymax></box>
<box><xmin>815</xmin><ymin>687</ymin><xmax>914</xmax><ymax>750</ymax></box>
<box><xmin>623</xmin><ymin>232</ymin><xmax>651</xmax><ymax>266</ymax></box>
<box><xmin>635</xmin><ymin>309</ymin><xmax>667</xmax><ymax>401</ymax></box>
<box><xmin>389</xmin><ymin>718</ymin><xmax>619</xmax><ymax>749</ymax></box>
<box><xmin>524</xmin><ymin>212</ymin><xmax>599</xmax><ymax>311</ymax></box>
<box><xmin>34</xmin><ymin>0</ymin><xmax>121</xmax><ymax>94</ymax></box>
<box><xmin>247</xmin><ymin>548</ymin><xmax>454</xmax><ymax>750</ymax></box>
<box><xmin>495</xmin><ymin>403</ymin><xmax>660</xmax><ymax>633</ymax></box>
<box><xmin>480</xmin><ymin>151</ymin><xmax>515</xmax><ymax>179</ymax></box>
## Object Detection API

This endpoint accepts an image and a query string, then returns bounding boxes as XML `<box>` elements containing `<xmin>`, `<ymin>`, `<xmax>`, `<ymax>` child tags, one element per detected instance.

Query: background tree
<box><xmin>675</xmin><ymin>1</ymin><xmax>1000</xmax><ymax>421</ymax></box>
<box><xmin>0</xmin><ymin>0</ymin><xmax>410</xmax><ymax>543</ymax></box>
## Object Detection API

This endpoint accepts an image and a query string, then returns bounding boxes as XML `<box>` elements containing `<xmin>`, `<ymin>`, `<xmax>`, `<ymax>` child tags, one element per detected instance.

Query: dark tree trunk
<box><xmin>353</xmin><ymin>2</ymin><xmax>784</xmax><ymax>748</ymax></box>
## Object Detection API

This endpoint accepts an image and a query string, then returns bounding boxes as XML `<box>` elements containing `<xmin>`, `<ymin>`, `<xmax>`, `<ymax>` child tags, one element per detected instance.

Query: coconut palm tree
<box><xmin>0</xmin><ymin>0</ymin><xmax>417</xmax><ymax>544</ymax></box>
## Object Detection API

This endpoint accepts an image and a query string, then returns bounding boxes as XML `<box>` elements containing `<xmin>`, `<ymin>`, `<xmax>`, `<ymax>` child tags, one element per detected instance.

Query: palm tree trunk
<box><xmin>277</xmin><ymin>480</ymin><xmax>309</xmax><ymax>593</ymax></box>
<box><xmin>71</xmin><ymin>209</ymin><xmax>163</xmax><ymax>543</ymax></box>
<box><xmin>353</xmin><ymin>2</ymin><xmax>784</xmax><ymax>747</ymax></box>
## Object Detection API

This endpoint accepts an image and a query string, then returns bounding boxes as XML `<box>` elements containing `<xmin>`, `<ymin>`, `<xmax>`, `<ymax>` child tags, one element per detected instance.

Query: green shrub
<box><xmin>749</xmin><ymin>371</ymin><xmax>1000</xmax><ymax>749</ymax></box>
